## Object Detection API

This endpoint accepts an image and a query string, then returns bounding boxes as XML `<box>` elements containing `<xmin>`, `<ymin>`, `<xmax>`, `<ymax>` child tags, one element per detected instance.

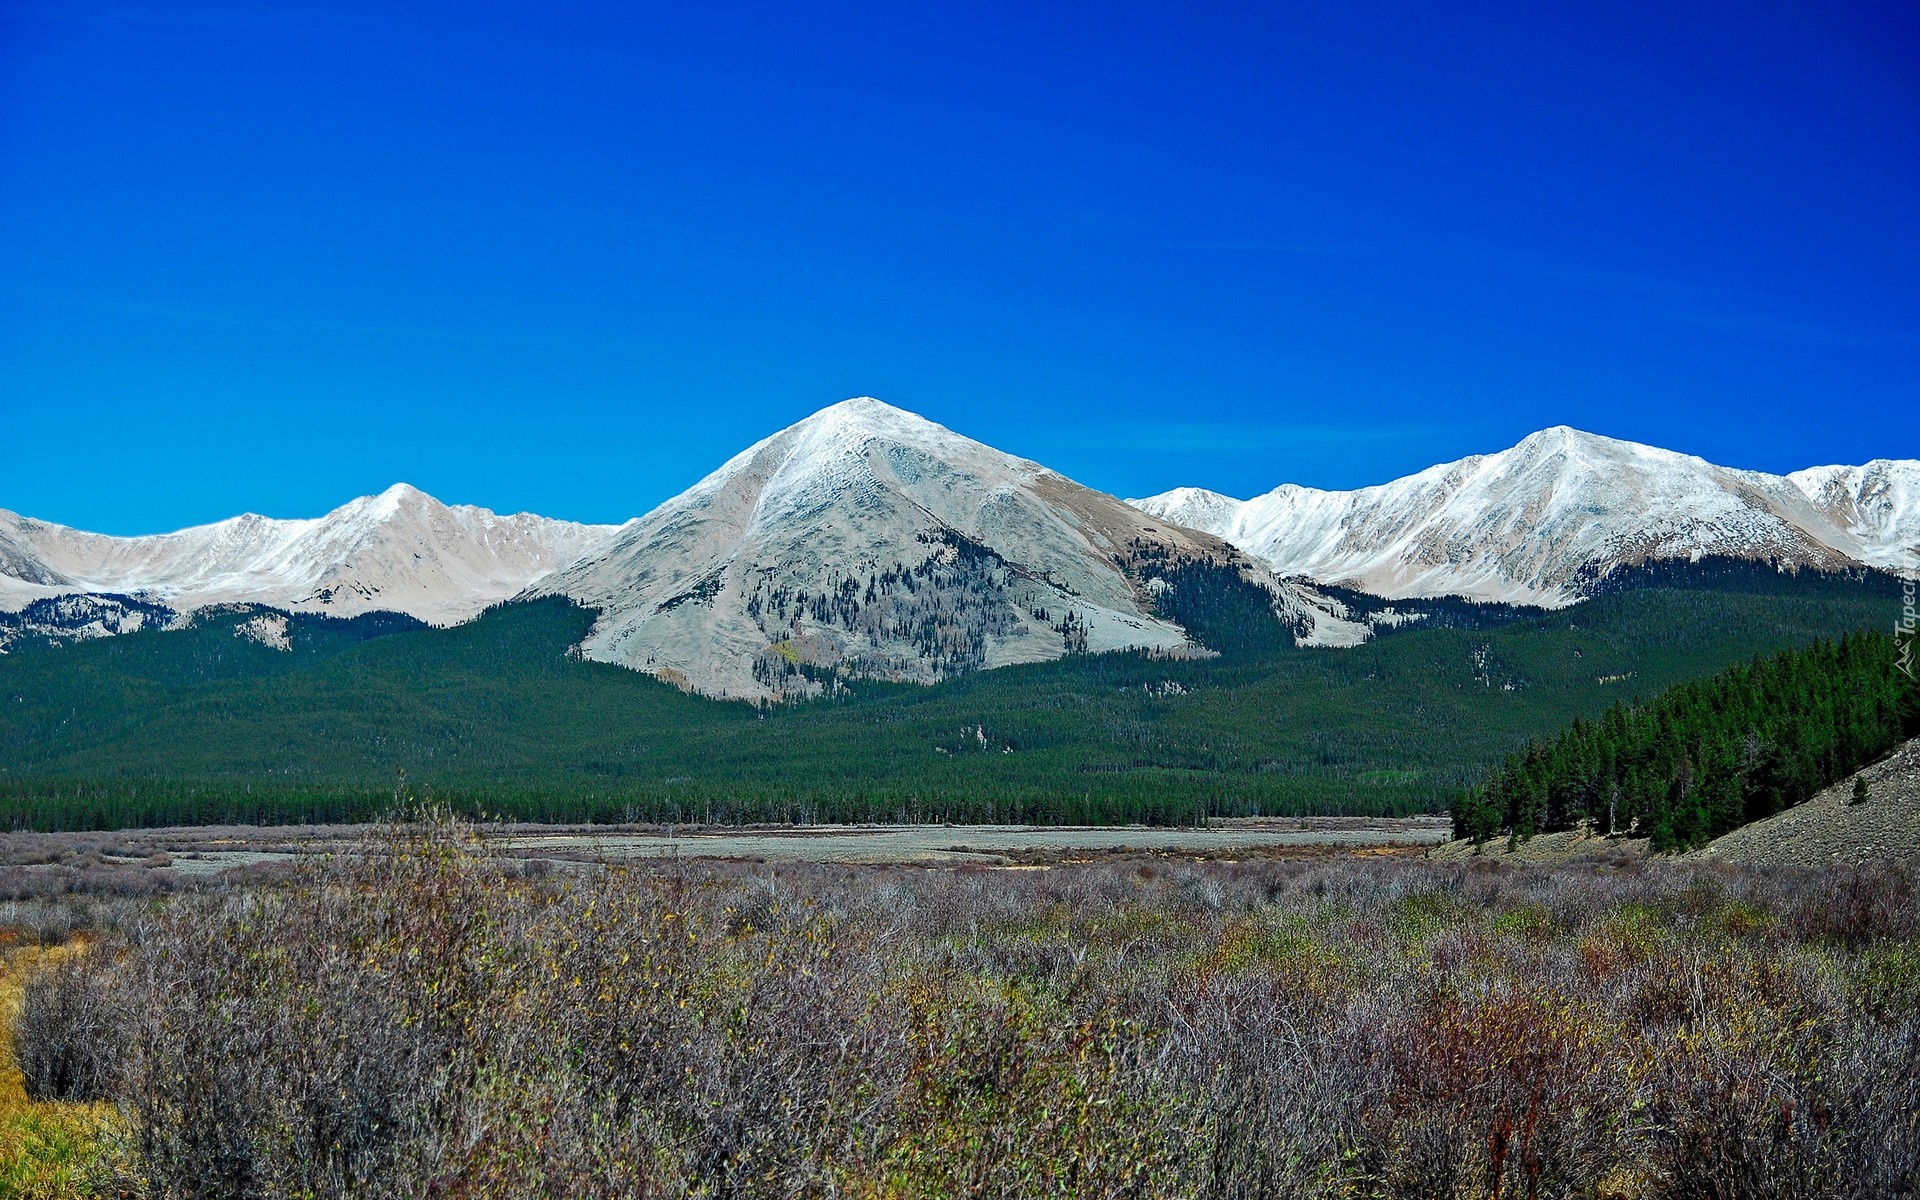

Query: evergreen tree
<box><xmin>1457</xmin><ymin>632</ymin><xmax>1916</xmax><ymax>851</ymax></box>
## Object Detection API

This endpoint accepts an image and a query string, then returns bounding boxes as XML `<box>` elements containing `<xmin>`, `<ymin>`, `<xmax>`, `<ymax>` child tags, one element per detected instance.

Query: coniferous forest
<box><xmin>1456</xmin><ymin>631</ymin><xmax>1918</xmax><ymax>851</ymax></box>
<box><xmin>0</xmin><ymin>563</ymin><xmax>1903</xmax><ymax>835</ymax></box>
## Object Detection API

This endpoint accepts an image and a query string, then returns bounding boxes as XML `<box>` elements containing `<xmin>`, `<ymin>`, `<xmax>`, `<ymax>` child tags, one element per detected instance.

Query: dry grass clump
<box><xmin>15</xmin><ymin>819</ymin><xmax>1920</xmax><ymax>1198</ymax></box>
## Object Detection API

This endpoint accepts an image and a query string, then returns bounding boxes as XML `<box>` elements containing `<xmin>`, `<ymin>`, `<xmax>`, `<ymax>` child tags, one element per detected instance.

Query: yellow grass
<box><xmin>0</xmin><ymin>939</ymin><xmax>123</xmax><ymax>1199</ymax></box>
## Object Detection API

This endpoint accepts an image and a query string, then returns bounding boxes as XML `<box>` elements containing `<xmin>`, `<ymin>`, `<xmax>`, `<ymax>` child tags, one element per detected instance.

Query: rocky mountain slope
<box><xmin>0</xmin><ymin>485</ymin><xmax>618</xmax><ymax>626</ymax></box>
<box><xmin>1132</xmin><ymin>427</ymin><xmax>1917</xmax><ymax>606</ymax></box>
<box><xmin>534</xmin><ymin>398</ymin><xmax>1356</xmax><ymax>699</ymax></box>
<box><xmin>1788</xmin><ymin>459</ymin><xmax>1920</xmax><ymax>570</ymax></box>
<box><xmin>1688</xmin><ymin>738</ymin><xmax>1920</xmax><ymax>868</ymax></box>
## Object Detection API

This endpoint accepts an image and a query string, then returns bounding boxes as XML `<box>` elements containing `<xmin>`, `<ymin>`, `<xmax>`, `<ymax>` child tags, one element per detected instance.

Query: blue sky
<box><xmin>3</xmin><ymin>1</ymin><xmax>1916</xmax><ymax>534</ymax></box>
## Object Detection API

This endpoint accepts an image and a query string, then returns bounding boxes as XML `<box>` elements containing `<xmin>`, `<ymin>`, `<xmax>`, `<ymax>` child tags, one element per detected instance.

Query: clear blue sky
<box><xmin>3</xmin><ymin>1</ymin><xmax>1916</xmax><ymax>534</ymax></box>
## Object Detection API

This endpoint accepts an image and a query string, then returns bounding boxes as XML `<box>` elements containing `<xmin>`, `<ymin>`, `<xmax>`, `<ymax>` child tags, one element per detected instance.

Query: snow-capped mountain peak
<box><xmin>1131</xmin><ymin>430</ymin><xmax>1914</xmax><ymax>606</ymax></box>
<box><xmin>684</xmin><ymin>397</ymin><xmax>1049</xmax><ymax>527</ymax></box>
<box><xmin>8</xmin><ymin>403</ymin><xmax>1913</xmax><ymax>693</ymax></box>
<box><xmin>0</xmin><ymin>489</ymin><xmax>621</xmax><ymax>625</ymax></box>
<box><xmin>534</xmin><ymin>397</ymin><xmax>1277</xmax><ymax>698</ymax></box>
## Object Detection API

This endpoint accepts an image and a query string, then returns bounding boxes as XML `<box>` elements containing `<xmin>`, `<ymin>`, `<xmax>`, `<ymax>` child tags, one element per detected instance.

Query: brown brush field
<box><xmin>2</xmin><ymin>817</ymin><xmax>1916</xmax><ymax>1198</ymax></box>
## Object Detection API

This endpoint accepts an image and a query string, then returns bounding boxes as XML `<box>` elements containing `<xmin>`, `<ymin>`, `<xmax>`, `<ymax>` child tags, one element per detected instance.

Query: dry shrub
<box><xmin>1647</xmin><ymin>1019</ymin><xmax>1844</xmax><ymax>1200</ymax></box>
<box><xmin>25</xmin><ymin>821</ymin><xmax>1920</xmax><ymax>1199</ymax></box>
<box><xmin>1788</xmin><ymin>861</ymin><xmax>1919</xmax><ymax>949</ymax></box>
<box><xmin>14</xmin><ymin>945</ymin><xmax>124</xmax><ymax>1104</ymax></box>
<box><xmin>1361</xmin><ymin>984</ymin><xmax>1622</xmax><ymax>1199</ymax></box>
<box><xmin>878</xmin><ymin>979</ymin><xmax>1190</xmax><ymax>1197</ymax></box>
<box><xmin>1163</xmin><ymin>968</ymin><xmax>1378</xmax><ymax>1200</ymax></box>
<box><xmin>112</xmin><ymin>822</ymin><xmax>508</xmax><ymax>1197</ymax></box>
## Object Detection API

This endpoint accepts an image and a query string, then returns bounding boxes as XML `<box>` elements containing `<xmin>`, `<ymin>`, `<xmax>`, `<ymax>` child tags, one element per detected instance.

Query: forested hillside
<box><xmin>1456</xmin><ymin>632</ymin><xmax>1918</xmax><ymax>850</ymax></box>
<box><xmin>0</xmin><ymin>572</ymin><xmax>1898</xmax><ymax>831</ymax></box>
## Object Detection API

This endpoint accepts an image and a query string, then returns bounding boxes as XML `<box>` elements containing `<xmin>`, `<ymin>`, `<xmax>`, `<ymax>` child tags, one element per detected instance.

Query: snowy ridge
<box><xmin>0</xmin><ymin>484</ymin><xmax>619</xmax><ymax>625</ymax></box>
<box><xmin>5</xmin><ymin>403</ymin><xmax>1911</xmax><ymax>694</ymax></box>
<box><xmin>1787</xmin><ymin>460</ymin><xmax>1920</xmax><ymax>571</ymax></box>
<box><xmin>1131</xmin><ymin>427</ymin><xmax>1917</xmax><ymax>607</ymax></box>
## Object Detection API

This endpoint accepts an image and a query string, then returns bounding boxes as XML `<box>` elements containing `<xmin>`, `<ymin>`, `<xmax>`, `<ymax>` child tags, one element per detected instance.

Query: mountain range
<box><xmin>1131</xmin><ymin>427</ymin><xmax>1918</xmax><ymax>606</ymax></box>
<box><xmin>3</xmin><ymin>398</ymin><xmax>1913</xmax><ymax>698</ymax></box>
<box><xmin>0</xmin><ymin>484</ymin><xmax>614</xmax><ymax>624</ymax></box>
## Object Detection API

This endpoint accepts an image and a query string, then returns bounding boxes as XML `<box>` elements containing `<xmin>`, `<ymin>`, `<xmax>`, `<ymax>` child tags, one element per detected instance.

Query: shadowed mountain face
<box><xmin>1132</xmin><ymin>427</ymin><xmax>1919</xmax><ymax>607</ymax></box>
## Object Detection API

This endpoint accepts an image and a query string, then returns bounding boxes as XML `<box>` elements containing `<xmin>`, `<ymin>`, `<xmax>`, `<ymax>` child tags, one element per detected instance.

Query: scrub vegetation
<box><xmin>9</xmin><ymin>817</ymin><xmax>1919</xmax><ymax>1198</ymax></box>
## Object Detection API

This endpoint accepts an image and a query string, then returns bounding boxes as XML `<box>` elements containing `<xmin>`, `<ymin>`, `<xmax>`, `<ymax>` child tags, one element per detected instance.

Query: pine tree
<box><xmin>1466</xmin><ymin>632</ymin><xmax>1914</xmax><ymax>851</ymax></box>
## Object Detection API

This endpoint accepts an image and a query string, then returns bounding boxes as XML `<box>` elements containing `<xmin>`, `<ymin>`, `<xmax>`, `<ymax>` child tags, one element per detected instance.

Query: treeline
<box><xmin>2</xmin><ymin>587</ymin><xmax>1902</xmax><ymax>834</ymax></box>
<box><xmin>1577</xmin><ymin>554</ymin><xmax>1905</xmax><ymax>600</ymax></box>
<box><xmin>1310</xmin><ymin>583</ymin><xmax>1544</xmax><ymax>635</ymax></box>
<box><xmin>0</xmin><ymin>776</ymin><xmax>1429</xmax><ymax>834</ymax></box>
<box><xmin>1455</xmin><ymin>631</ymin><xmax>1918</xmax><ymax>851</ymax></box>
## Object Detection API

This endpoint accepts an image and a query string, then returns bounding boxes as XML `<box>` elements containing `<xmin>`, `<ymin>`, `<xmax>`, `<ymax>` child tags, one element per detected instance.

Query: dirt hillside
<box><xmin>1689</xmin><ymin>737</ymin><xmax>1920</xmax><ymax>867</ymax></box>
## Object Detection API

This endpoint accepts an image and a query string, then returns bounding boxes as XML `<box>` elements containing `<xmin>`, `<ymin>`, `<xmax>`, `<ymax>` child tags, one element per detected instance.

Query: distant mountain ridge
<box><xmin>0</xmin><ymin>484</ymin><xmax>616</xmax><ymax>625</ymax></box>
<box><xmin>1130</xmin><ymin>427</ymin><xmax>1919</xmax><ymax>607</ymax></box>
<box><xmin>0</xmin><ymin>400</ymin><xmax>1360</xmax><ymax>697</ymax></box>
<box><xmin>2</xmin><ymin>402</ymin><xmax>1913</xmax><ymax>695</ymax></box>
